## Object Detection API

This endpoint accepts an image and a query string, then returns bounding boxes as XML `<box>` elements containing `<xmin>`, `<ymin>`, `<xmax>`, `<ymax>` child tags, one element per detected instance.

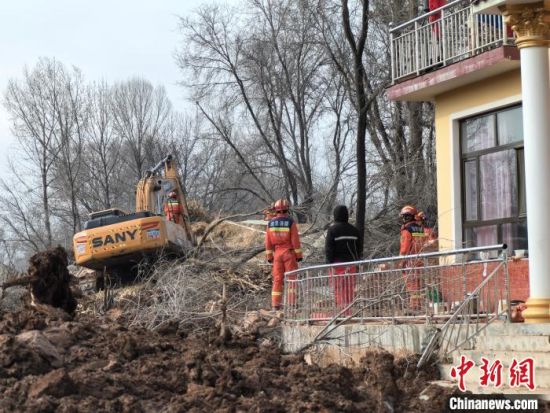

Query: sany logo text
<box><xmin>92</xmin><ymin>230</ymin><xmax>138</xmax><ymax>248</ymax></box>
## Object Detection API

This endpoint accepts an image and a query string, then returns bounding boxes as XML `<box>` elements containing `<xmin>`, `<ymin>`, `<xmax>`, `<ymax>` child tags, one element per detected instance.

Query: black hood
<box><xmin>333</xmin><ymin>205</ymin><xmax>349</xmax><ymax>223</ymax></box>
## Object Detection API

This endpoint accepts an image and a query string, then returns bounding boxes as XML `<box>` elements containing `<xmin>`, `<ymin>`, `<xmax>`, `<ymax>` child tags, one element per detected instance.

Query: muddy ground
<box><xmin>1</xmin><ymin>247</ymin><xmax>544</xmax><ymax>412</ymax></box>
<box><xmin>0</xmin><ymin>307</ymin><xmax>466</xmax><ymax>413</ymax></box>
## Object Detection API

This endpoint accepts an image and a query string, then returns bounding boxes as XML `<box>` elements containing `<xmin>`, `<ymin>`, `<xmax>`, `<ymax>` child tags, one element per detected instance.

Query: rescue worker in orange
<box><xmin>399</xmin><ymin>205</ymin><xmax>428</xmax><ymax>311</ymax></box>
<box><xmin>415</xmin><ymin>210</ymin><xmax>438</xmax><ymax>251</ymax></box>
<box><xmin>164</xmin><ymin>191</ymin><xmax>183</xmax><ymax>224</ymax></box>
<box><xmin>265</xmin><ymin>199</ymin><xmax>303</xmax><ymax>311</ymax></box>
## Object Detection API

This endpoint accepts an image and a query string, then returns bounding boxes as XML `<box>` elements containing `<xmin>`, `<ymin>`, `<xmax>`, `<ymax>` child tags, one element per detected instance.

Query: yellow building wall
<box><xmin>434</xmin><ymin>69</ymin><xmax>521</xmax><ymax>250</ymax></box>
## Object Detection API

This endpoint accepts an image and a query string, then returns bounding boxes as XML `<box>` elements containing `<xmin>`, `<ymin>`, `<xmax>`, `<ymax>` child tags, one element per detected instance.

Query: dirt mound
<box><xmin>28</xmin><ymin>246</ymin><xmax>77</xmax><ymax>315</ymax></box>
<box><xmin>191</xmin><ymin>221</ymin><xmax>209</xmax><ymax>238</ymax></box>
<box><xmin>187</xmin><ymin>198</ymin><xmax>212</xmax><ymax>223</ymax></box>
<box><xmin>194</xmin><ymin>220</ymin><xmax>264</xmax><ymax>251</ymax></box>
<box><xmin>212</xmin><ymin>222</ymin><xmax>264</xmax><ymax>248</ymax></box>
<box><xmin>0</xmin><ymin>307</ymin><xmax>467</xmax><ymax>413</ymax></box>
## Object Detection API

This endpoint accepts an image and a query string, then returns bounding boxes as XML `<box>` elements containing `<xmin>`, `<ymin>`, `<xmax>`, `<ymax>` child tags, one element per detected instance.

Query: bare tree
<box><xmin>314</xmin><ymin>0</ymin><xmax>436</xmax><ymax>254</ymax></box>
<box><xmin>0</xmin><ymin>178</ymin><xmax>46</xmax><ymax>252</ymax></box>
<box><xmin>111</xmin><ymin>78</ymin><xmax>172</xmax><ymax>182</ymax></box>
<box><xmin>81</xmin><ymin>81</ymin><xmax>126</xmax><ymax>212</ymax></box>
<box><xmin>50</xmin><ymin>64</ymin><xmax>87</xmax><ymax>233</ymax></box>
<box><xmin>161</xmin><ymin>112</ymin><xmax>237</xmax><ymax>210</ymax></box>
<box><xmin>0</xmin><ymin>228</ymin><xmax>20</xmax><ymax>274</ymax></box>
<box><xmin>314</xmin><ymin>0</ymin><xmax>370</xmax><ymax>243</ymax></box>
<box><xmin>177</xmin><ymin>1</ymin><xmax>350</xmax><ymax>218</ymax></box>
<box><xmin>3</xmin><ymin>58</ymin><xmax>66</xmax><ymax>247</ymax></box>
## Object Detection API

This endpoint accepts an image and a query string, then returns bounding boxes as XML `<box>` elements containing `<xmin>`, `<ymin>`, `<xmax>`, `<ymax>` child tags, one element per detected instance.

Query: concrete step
<box><xmin>475</xmin><ymin>334</ymin><xmax>550</xmax><ymax>352</ymax></box>
<box><xmin>439</xmin><ymin>364</ymin><xmax>550</xmax><ymax>395</ymax></box>
<box><xmin>452</xmin><ymin>350</ymin><xmax>550</xmax><ymax>370</ymax></box>
<box><xmin>481</xmin><ymin>323</ymin><xmax>550</xmax><ymax>337</ymax></box>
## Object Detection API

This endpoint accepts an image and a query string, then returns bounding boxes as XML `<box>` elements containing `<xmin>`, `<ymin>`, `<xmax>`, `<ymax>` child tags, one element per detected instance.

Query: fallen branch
<box><xmin>1</xmin><ymin>275</ymin><xmax>34</xmax><ymax>290</ymax></box>
<box><xmin>229</xmin><ymin>247</ymin><xmax>265</xmax><ymax>271</ymax></box>
<box><xmin>223</xmin><ymin>220</ymin><xmax>266</xmax><ymax>234</ymax></box>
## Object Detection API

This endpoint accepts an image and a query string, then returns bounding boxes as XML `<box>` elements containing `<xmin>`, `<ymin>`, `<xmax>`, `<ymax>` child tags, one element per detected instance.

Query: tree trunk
<box><xmin>354</xmin><ymin>53</ymin><xmax>367</xmax><ymax>243</ymax></box>
<box><xmin>42</xmin><ymin>162</ymin><xmax>53</xmax><ymax>247</ymax></box>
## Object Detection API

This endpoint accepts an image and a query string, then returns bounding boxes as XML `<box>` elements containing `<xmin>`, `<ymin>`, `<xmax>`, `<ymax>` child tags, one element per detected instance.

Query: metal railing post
<box><xmin>414</xmin><ymin>21</ymin><xmax>420</xmax><ymax>75</ymax></box>
<box><xmin>359</xmin><ymin>263</ymin><xmax>364</xmax><ymax>323</ymax></box>
<box><xmin>469</xmin><ymin>4</ymin><xmax>476</xmax><ymax>55</ymax></box>
<box><xmin>390</xmin><ymin>24</ymin><xmax>395</xmax><ymax>83</ymax></box>
<box><xmin>306</xmin><ymin>269</ymin><xmax>311</xmax><ymax>322</ymax></box>
<box><xmin>283</xmin><ymin>274</ymin><xmax>287</xmax><ymax>319</ymax></box>
<box><xmin>441</xmin><ymin>8</ymin><xmax>447</xmax><ymax>64</ymax></box>
<box><xmin>462</xmin><ymin>258</ymin><xmax>467</xmax><ymax>300</ymax></box>
<box><xmin>503</xmin><ymin>251</ymin><xmax>511</xmax><ymax>321</ymax></box>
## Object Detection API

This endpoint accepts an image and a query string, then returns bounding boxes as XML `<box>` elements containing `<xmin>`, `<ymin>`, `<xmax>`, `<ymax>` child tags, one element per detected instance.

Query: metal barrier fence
<box><xmin>283</xmin><ymin>244</ymin><xmax>509</xmax><ymax>325</ymax></box>
<box><xmin>418</xmin><ymin>253</ymin><xmax>510</xmax><ymax>367</ymax></box>
<box><xmin>390</xmin><ymin>0</ymin><xmax>514</xmax><ymax>83</ymax></box>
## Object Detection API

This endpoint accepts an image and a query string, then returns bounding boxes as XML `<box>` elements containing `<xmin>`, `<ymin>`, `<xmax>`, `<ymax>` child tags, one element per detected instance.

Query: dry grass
<box><xmin>187</xmin><ymin>198</ymin><xmax>212</xmax><ymax>222</ymax></box>
<box><xmin>190</xmin><ymin>222</ymin><xmax>209</xmax><ymax>238</ymax></box>
<box><xmin>196</xmin><ymin>221</ymin><xmax>264</xmax><ymax>250</ymax></box>
<box><xmin>128</xmin><ymin>262</ymin><xmax>221</xmax><ymax>331</ymax></box>
<box><xmin>124</xmin><ymin>258</ymin><xmax>270</xmax><ymax>332</ymax></box>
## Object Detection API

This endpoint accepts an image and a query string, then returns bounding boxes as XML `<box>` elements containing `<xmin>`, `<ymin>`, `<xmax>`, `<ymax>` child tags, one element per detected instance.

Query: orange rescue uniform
<box><xmin>400</xmin><ymin>221</ymin><xmax>428</xmax><ymax>310</ymax></box>
<box><xmin>164</xmin><ymin>199</ymin><xmax>183</xmax><ymax>224</ymax></box>
<box><xmin>400</xmin><ymin>221</ymin><xmax>427</xmax><ymax>256</ymax></box>
<box><xmin>265</xmin><ymin>213</ymin><xmax>302</xmax><ymax>309</ymax></box>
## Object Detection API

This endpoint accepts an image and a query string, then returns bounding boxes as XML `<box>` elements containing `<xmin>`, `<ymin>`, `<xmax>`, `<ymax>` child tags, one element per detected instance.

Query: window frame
<box><xmin>460</xmin><ymin>104</ymin><xmax>526</xmax><ymax>250</ymax></box>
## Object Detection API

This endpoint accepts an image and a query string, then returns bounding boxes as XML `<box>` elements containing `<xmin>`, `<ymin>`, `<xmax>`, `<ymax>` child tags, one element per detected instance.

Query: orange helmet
<box><xmin>168</xmin><ymin>191</ymin><xmax>177</xmax><ymax>199</ymax></box>
<box><xmin>415</xmin><ymin>211</ymin><xmax>426</xmax><ymax>222</ymax></box>
<box><xmin>273</xmin><ymin>199</ymin><xmax>290</xmax><ymax>212</ymax></box>
<box><xmin>400</xmin><ymin>205</ymin><xmax>417</xmax><ymax>217</ymax></box>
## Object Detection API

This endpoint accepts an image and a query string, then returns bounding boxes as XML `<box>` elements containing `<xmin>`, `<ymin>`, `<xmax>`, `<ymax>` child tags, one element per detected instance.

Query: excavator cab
<box><xmin>73</xmin><ymin>155</ymin><xmax>195</xmax><ymax>282</ymax></box>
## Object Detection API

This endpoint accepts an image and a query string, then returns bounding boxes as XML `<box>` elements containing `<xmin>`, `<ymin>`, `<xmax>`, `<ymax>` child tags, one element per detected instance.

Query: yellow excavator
<box><xmin>73</xmin><ymin>155</ymin><xmax>195</xmax><ymax>286</ymax></box>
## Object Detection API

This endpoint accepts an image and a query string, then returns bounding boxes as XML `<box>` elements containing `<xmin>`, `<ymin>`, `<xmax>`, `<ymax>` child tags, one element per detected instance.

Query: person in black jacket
<box><xmin>325</xmin><ymin>205</ymin><xmax>363</xmax><ymax>263</ymax></box>
<box><xmin>325</xmin><ymin>205</ymin><xmax>363</xmax><ymax>314</ymax></box>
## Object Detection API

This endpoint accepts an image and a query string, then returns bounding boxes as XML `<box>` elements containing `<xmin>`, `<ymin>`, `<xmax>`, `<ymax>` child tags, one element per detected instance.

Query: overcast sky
<box><xmin>0</xmin><ymin>0</ymin><xmax>219</xmax><ymax>176</ymax></box>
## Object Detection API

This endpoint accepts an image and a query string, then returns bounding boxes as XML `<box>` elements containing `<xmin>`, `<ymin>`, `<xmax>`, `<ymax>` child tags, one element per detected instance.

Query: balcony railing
<box><xmin>390</xmin><ymin>0</ymin><xmax>515</xmax><ymax>84</ymax></box>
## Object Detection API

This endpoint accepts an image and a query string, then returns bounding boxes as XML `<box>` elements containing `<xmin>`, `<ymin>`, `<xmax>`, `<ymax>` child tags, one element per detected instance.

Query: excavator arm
<box><xmin>135</xmin><ymin>155</ymin><xmax>193</xmax><ymax>241</ymax></box>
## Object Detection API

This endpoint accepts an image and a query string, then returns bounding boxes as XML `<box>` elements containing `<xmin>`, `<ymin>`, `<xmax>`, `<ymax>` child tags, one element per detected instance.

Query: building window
<box><xmin>460</xmin><ymin>105</ymin><xmax>527</xmax><ymax>253</ymax></box>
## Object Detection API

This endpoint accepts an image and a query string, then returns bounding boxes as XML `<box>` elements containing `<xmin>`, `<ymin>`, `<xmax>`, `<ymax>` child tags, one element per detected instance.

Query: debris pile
<box><xmin>0</xmin><ymin>309</ymin><xmax>460</xmax><ymax>412</ymax></box>
<box><xmin>1</xmin><ymin>247</ymin><xmax>77</xmax><ymax>316</ymax></box>
<box><xmin>27</xmin><ymin>247</ymin><xmax>77</xmax><ymax>315</ymax></box>
<box><xmin>123</xmin><ymin>260</ymin><xmax>271</xmax><ymax>332</ymax></box>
